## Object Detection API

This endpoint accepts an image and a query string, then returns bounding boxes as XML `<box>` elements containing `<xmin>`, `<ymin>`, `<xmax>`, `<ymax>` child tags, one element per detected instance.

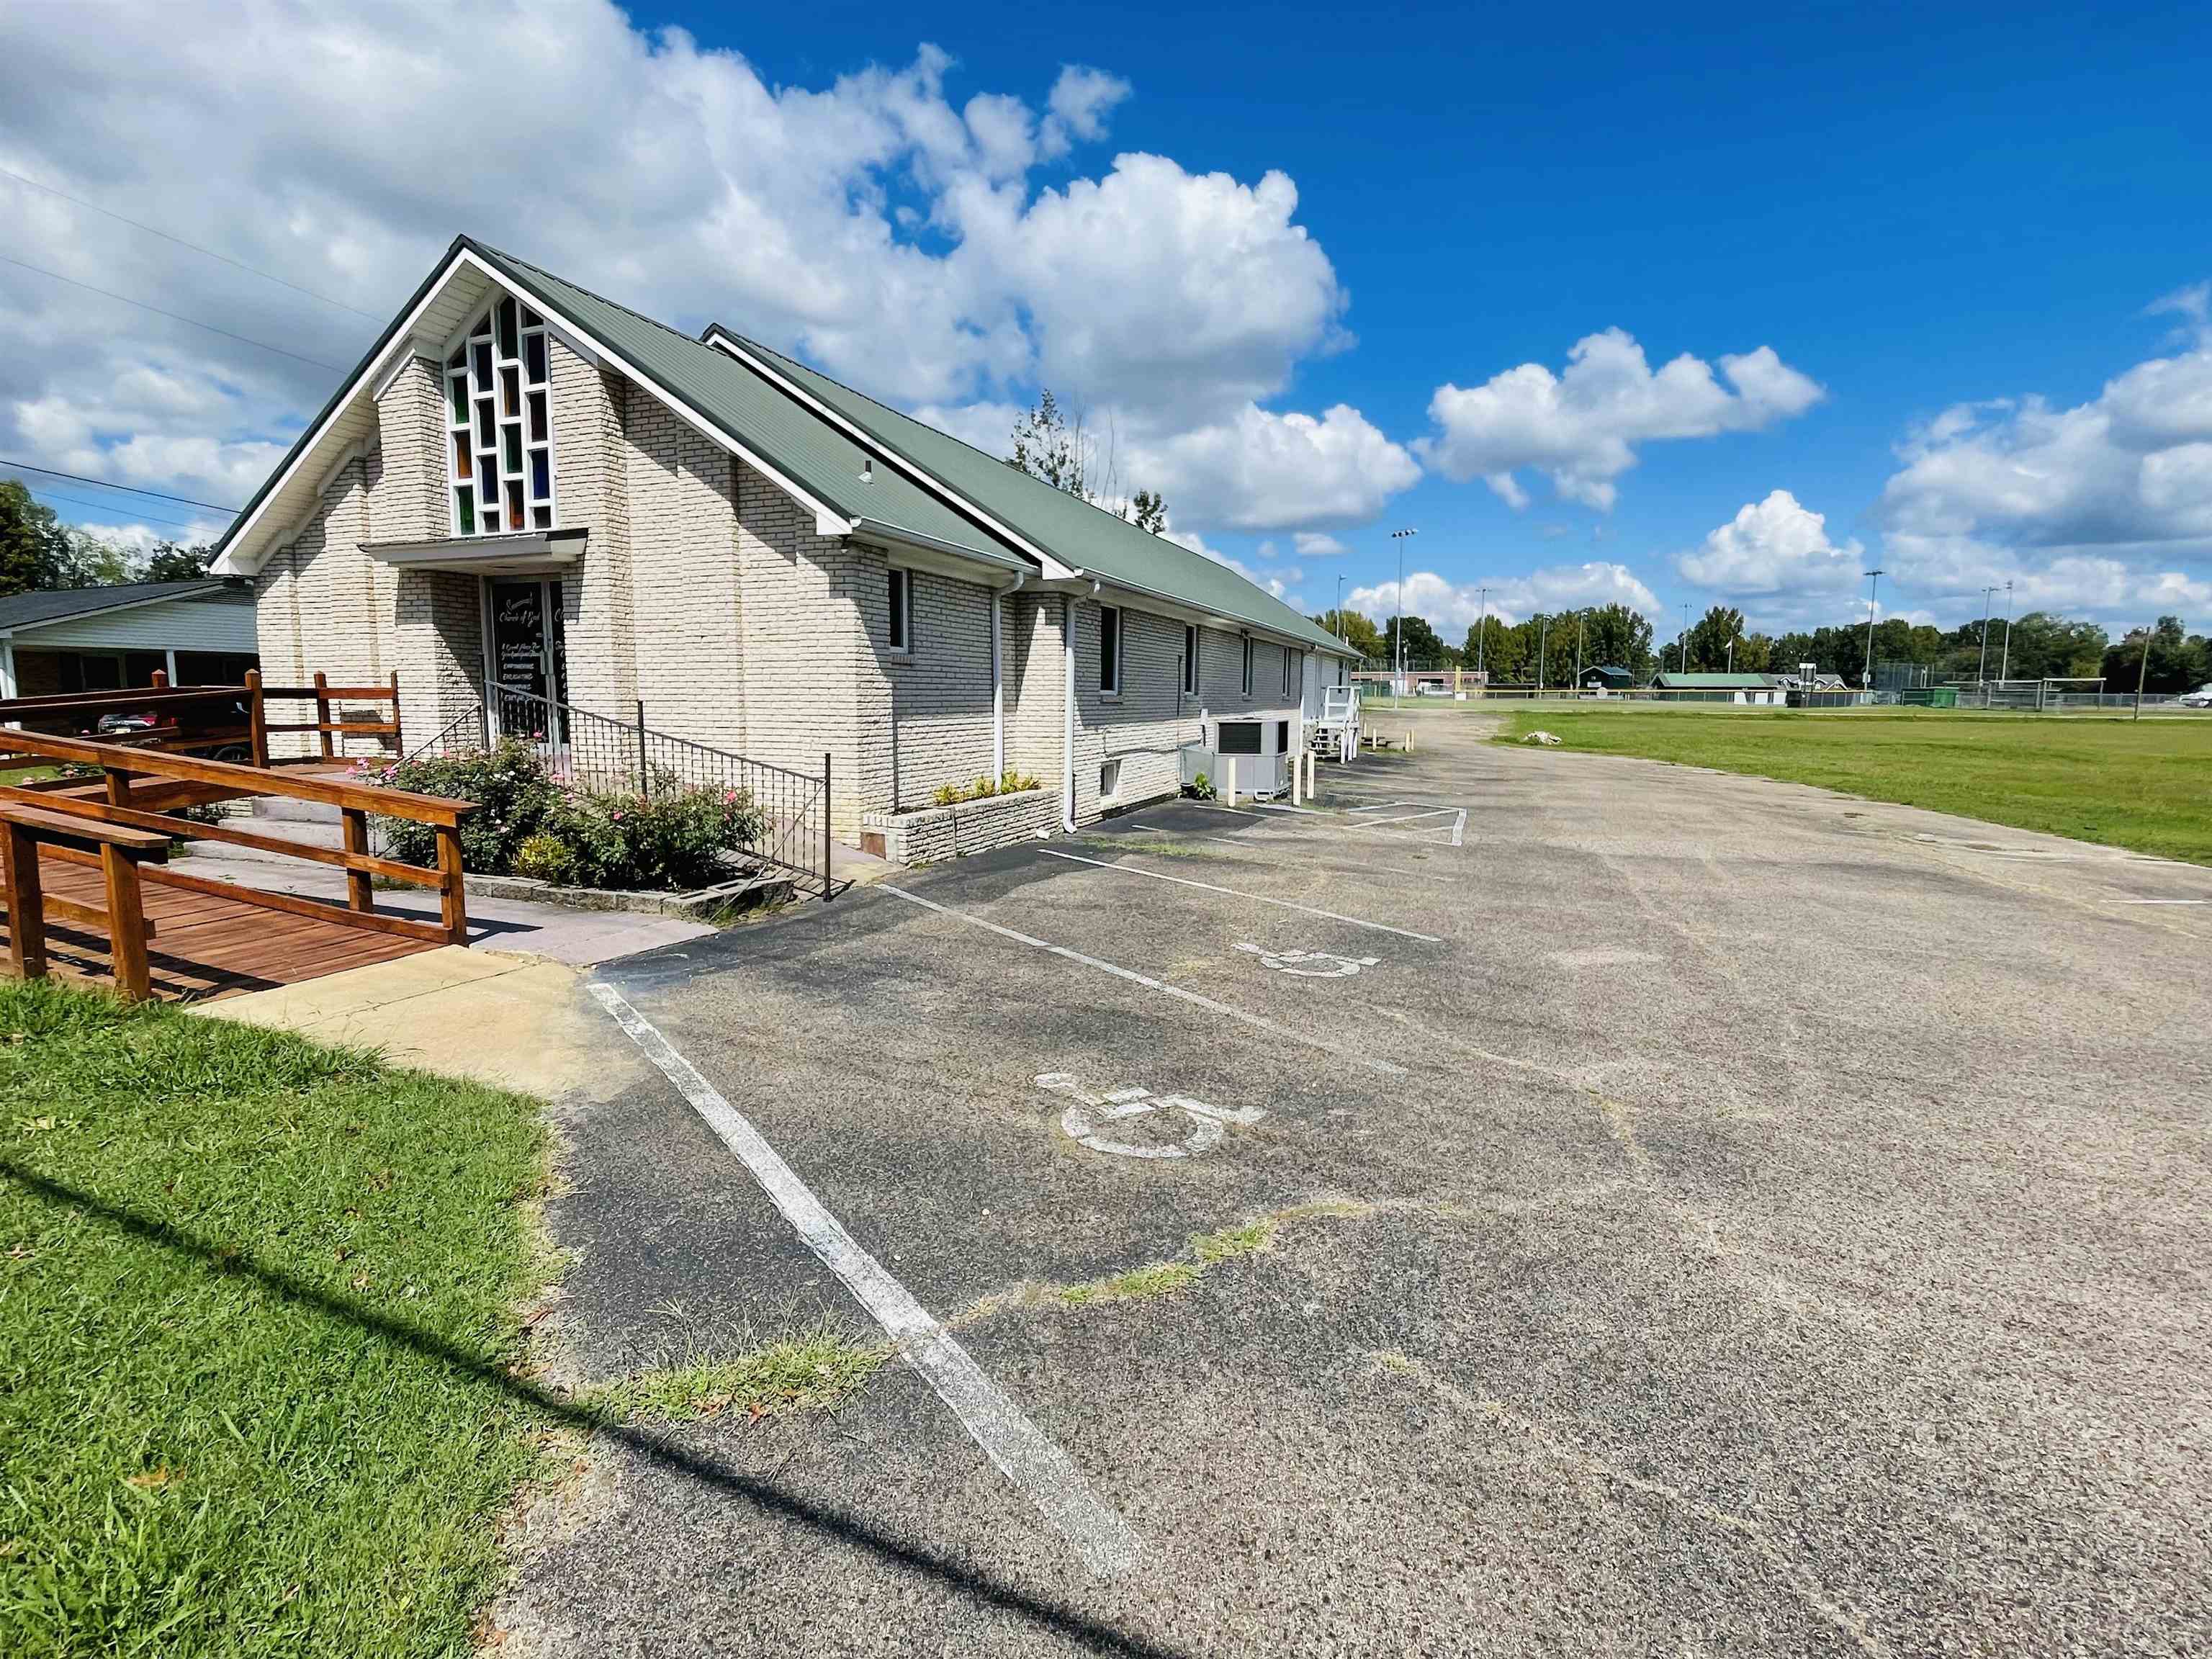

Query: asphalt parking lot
<box><xmin>498</xmin><ymin>711</ymin><xmax>2212</xmax><ymax>1657</ymax></box>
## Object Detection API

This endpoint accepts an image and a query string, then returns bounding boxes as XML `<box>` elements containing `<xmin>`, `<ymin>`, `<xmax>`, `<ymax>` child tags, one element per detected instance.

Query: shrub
<box><xmin>367</xmin><ymin>739</ymin><xmax>761</xmax><ymax>891</ymax></box>
<box><xmin>511</xmin><ymin>832</ymin><xmax>576</xmax><ymax>886</ymax></box>
<box><xmin>369</xmin><ymin>739</ymin><xmax>560</xmax><ymax>873</ymax></box>
<box><xmin>1184</xmin><ymin>771</ymin><xmax>1215</xmax><ymax>801</ymax></box>
<box><xmin>927</xmin><ymin>769</ymin><xmax>1043</xmax><ymax>808</ymax></box>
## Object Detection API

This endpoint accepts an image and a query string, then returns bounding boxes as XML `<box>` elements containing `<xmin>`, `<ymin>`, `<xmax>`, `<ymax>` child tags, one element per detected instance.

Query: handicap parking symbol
<box><xmin>1233</xmin><ymin>942</ymin><xmax>1380</xmax><ymax>978</ymax></box>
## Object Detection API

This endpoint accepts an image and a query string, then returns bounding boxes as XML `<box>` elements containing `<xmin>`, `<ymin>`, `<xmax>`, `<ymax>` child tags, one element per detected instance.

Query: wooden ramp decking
<box><xmin>1</xmin><ymin>852</ymin><xmax>435</xmax><ymax>1002</ymax></box>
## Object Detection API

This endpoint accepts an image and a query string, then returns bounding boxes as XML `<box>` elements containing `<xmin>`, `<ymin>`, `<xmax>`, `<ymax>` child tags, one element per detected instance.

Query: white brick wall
<box><xmin>552</xmin><ymin>340</ymin><xmax>637</xmax><ymax>717</ymax></box>
<box><xmin>886</xmin><ymin>567</ymin><xmax>995</xmax><ymax>809</ymax></box>
<box><xmin>625</xmin><ymin>394</ymin><xmax>743</xmax><ymax>746</ymax></box>
<box><xmin>860</xmin><ymin>786</ymin><xmax>1056</xmax><ymax>863</ymax></box>
<box><xmin>1002</xmin><ymin>590</ymin><xmax>1066</xmax><ymax>790</ymax></box>
<box><xmin>1069</xmin><ymin>600</ymin><xmax>1202</xmax><ymax>820</ymax></box>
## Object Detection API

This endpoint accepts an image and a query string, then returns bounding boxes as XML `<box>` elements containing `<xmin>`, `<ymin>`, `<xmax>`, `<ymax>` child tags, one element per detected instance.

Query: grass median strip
<box><xmin>0</xmin><ymin>980</ymin><xmax>552</xmax><ymax>1659</ymax></box>
<box><xmin>1501</xmin><ymin>706</ymin><xmax>2212</xmax><ymax>864</ymax></box>
<box><xmin>588</xmin><ymin>1324</ymin><xmax>889</xmax><ymax>1426</ymax></box>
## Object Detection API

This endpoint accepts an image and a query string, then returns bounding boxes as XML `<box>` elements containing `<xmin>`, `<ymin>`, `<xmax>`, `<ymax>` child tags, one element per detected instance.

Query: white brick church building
<box><xmin>210</xmin><ymin>237</ymin><xmax>1354</xmax><ymax>839</ymax></box>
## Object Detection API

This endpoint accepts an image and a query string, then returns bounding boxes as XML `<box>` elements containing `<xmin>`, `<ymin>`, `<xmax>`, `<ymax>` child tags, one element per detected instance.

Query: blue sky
<box><xmin>4</xmin><ymin>0</ymin><xmax>2208</xmax><ymax>642</ymax></box>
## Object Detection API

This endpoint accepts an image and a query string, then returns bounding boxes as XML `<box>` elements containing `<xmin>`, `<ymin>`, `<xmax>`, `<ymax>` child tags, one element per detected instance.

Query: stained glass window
<box><xmin>447</xmin><ymin>296</ymin><xmax>554</xmax><ymax>536</ymax></box>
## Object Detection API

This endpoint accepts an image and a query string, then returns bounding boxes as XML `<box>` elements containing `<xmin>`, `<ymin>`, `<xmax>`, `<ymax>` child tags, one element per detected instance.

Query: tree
<box><xmin>1390</xmin><ymin>613</ymin><xmax>1456</xmax><ymax>668</ymax></box>
<box><xmin>2101</xmin><ymin>616</ymin><xmax>2206</xmax><ymax>694</ymax></box>
<box><xmin>0</xmin><ymin>480</ymin><xmax>77</xmax><ymax>597</ymax></box>
<box><xmin>1007</xmin><ymin>387</ymin><xmax>1168</xmax><ymax>531</ymax></box>
<box><xmin>1683</xmin><ymin>605</ymin><xmax>1749</xmax><ymax>673</ymax></box>
<box><xmin>1312</xmin><ymin>608</ymin><xmax>1386</xmax><ymax>660</ymax></box>
<box><xmin>144</xmin><ymin>540</ymin><xmax>217</xmax><ymax>582</ymax></box>
<box><xmin>1578</xmin><ymin>603</ymin><xmax>1656</xmax><ymax>680</ymax></box>
<box><xmin>1462</xmin><ymin>614</ymin><xmax>1522</xmax><ymax>680</ymax></box>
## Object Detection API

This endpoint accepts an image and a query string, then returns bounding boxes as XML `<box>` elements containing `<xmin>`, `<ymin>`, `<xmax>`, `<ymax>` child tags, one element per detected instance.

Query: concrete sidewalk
<box><xmin>203</xmin><ymin>946</ymin><xmax>646</xmax><ymax>1099</ymax></box>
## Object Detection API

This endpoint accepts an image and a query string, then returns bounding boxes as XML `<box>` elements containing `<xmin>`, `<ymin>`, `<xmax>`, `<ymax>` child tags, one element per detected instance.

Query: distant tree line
<box><xmin>1308</xmin><ymin>596</ymin><xmax>2212</xmax><ymax>694</ymax></box>
<box><xmin>0</xmin><ymin>479</ymin><xmax>217</xmax><ymax>599</ymax></box>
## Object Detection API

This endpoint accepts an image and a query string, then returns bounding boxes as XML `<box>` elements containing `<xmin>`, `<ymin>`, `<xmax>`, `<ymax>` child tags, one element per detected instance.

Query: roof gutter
<box><xmin>1053</xmin><ymin>565</ymin><xmax>1350</xmax><ymax>660</ymax></box>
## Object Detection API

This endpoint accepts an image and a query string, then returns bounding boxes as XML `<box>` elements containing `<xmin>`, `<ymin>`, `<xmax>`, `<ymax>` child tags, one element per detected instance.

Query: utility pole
<box><xmin>1681</xmin><ymin>601</ymin><xmax>1691</xmax><ymax>673</ymax></box>
<box><xmin>1999</xmin><ymin>579</ymin><xmax>2014</xmax><ymax>681</ymax></box>
<box><xmin>1861</xmin><ymin>568</ymin><xmax>1884</xmax><ymax>691</ymax></box>
<box><xmin>1475</xmin><ymin>585</ymin><xmax>1488</xmax><ymax>680</ymax></box>
<box><xmin>2134</xmin><ymin>619</ymin><xmax>2151</xmax><ymax>720</ymax></box>
<box><xmin>1334</xmin><ymin>573</ymin><xmax>1345</xmax><ymax>645</ymax></box>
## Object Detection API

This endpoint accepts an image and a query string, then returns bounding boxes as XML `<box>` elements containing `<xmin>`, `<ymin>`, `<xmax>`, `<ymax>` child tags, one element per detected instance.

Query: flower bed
<box><xmin>365</xmin><ymin>739</ymin><xmax>763</xmax><ymax>892</ymax></box>
<box><xmin>860</xmin><ymin>786</ymin><xmax>1056</xmax><ymax>864</ymax></box>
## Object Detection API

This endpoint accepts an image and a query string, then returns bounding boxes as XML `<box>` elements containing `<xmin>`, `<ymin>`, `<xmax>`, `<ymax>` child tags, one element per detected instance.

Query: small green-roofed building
<box><xmin>1649</xmin><ymin>671</ymin><xmax>1791</xmax><ymax>703</ymax></box>
<box><xmin>210</xmin><ymin>235</ymin><xmax>1359</xmax><ymax>853</ymax></box>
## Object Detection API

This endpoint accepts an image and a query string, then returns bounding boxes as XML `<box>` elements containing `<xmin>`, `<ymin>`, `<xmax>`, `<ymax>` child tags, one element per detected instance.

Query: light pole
<box><xmin>1536</xmin><ymin>613</ymin><xmax>1548</xmax><ymax>695</ymax></box>
<box><xmin>1390</xmin><ymin>527</ymin><xmax>1416</xmax><ymax>702</ymax></box>
<box><xmin>1575</xmin><ymin>611</ymin><xmax>1586</xmax><ymax>694</ymax></box>
<box><xmin>1861</xmin><ymin>568</ymin><xmax>1883</xmax><ymax>691</ymax></box>
<box><xmin>1727</xmin><ymin>634</ymin><xmax>1736</xmax><ymax>674</ymax></box>
<box><xmin>1334</xmin><ymin>573</ymin><xmax>1345</xmax><ymax>645</ymax></box>
<box><xmin>1977</xmin><ymin>585</ymin><xmax>1997</xmax><ymax>692</ymax></box>
<box><xmin>1999</xmin><ymin>579</ymin><xmax>2014</xmax><ymax>681</ymax></box>
<box><xmin>1475</xmin><ymin>585</ymin><xmax>1488</xmax><ymax>680</ymax></box>
<box><xmin>2134</xmin><ymin>619</ymin><xmax>2152</xmax><ymax>721</ymax></box>
<box><xmin>1681</xmin><ymin>601</ymin><xmax>1691</xmax><ymax>673</ymax></box>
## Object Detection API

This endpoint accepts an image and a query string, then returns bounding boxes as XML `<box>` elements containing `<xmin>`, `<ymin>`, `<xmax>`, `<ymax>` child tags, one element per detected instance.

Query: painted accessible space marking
<box><xmin>877</xmin><ymin>883</ymin><xmax>1408</xmax><ymax>1077</ymax></box>
<box><xmin>1234</xmin><ymin>942</ymin><xmax>1380</xmax><ymax>978</ymax></box>
<box><xmin>1037</xmin><ymin>1072</ymin><xmax>1265</xmax><ymax>1159</ymax></box>
<box><xmin>585</xmin><ymin>981</ymin><xmax>1143</xmax><ymax>1579</ymax></box>
<box><xmin>1038</xmin><ymin>848</ymin><xmax>1442</xmax><ymax>942</ymax></box>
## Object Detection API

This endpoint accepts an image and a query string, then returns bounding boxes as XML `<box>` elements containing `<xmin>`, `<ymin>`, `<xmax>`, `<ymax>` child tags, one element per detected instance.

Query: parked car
<box><xmin>90</xmin><ymin>698</ymin><xmax>255</xmax><ymax>763</ymax></box>
<box><xmin>2179</xmin><ymin>683</ymin><xmax>2212</xmax><ymax>709</ymax></box>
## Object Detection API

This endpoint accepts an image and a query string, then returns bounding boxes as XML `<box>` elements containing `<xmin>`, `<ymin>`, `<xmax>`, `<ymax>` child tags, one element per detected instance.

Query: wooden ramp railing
<box><xmin>0</xmin><ymin>727</ymin><xmax>472</xmax><ymax>1002</ymax></box>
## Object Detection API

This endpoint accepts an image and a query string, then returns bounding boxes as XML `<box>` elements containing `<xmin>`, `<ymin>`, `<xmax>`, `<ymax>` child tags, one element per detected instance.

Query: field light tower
<box><xmin>1390</xmin><ymin>528</ymin><xmax>1417</xmax><ymax>695</ymax></box>
<box><xmin>1977</xmin><ymin>585</ymin><xmax>1998</xmax><ymax>688</ymax></box>
<box><xmin>2000</xmin><ymin>580</ymin><xmax>2015</xmax><ymax>681</ymax></box>
<box><xmin>1475</xmin><ymin>585</ymin><xmax>1488</xmax><ymax>679</ymax></box>
<box><xmin>1861</xmin><ymin>569</ymin><xmax>1884</xmax><ymax>689</ymax></box>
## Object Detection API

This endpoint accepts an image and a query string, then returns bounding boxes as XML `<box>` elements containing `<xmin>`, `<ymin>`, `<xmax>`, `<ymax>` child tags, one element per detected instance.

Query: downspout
<box><xmin>1061</xmin><ymin>593</ymin><xmax>1077</xmax><ymax>830</ymax></box>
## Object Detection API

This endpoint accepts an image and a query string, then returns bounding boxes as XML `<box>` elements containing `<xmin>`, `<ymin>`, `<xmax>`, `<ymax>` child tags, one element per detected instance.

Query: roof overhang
<box><xmin>1030</xmin><ymin>570</ymin><xmax>1355</xmax><ymax>659</ymax></box>
<box><xmin>363</xmin><ymin>527</ymin><xmax>587</xmax><ymax>575</ymax></box>
<box><xmin>215</xmin><ymin>239</ymin><xmax>860</xmax><ymax>580</ymax></box>
<box><xmin>846</xmin><ymin>518</ymin><xmax>1038</xmax><ymax>586</ymax></box>
<box><xmin>0</xmin><ymin>582</ymin><xmax>240</xmax><ymax>638</ymax></box>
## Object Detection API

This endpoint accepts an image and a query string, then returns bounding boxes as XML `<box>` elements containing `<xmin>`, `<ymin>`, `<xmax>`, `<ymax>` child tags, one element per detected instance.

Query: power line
<box><xmin>0</xmin><ymin>459</ymin><xmax>240</xmax><ymax>513</ymax></box>
<box><xmin>24</xmin><ymin>486</ymin><xmax>210</xmax><ymax>533</ymax></box>
<box><xmin>0</xmin><ymin>165</ymin><xmax>381</xmax><ymax>320</ymax></box>
<box><xmin>1</xmin><ymin>255</ymin><xmax>348</xmax><ymax>372</ymax></box>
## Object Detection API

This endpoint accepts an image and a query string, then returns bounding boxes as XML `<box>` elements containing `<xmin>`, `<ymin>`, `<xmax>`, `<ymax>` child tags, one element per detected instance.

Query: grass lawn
<box><xmin>0</xmin><ymin>981</ymin><xmax>552</xmax><ymax>1656</ymax></box>
<box><xmin>1499</xmin><ymin>706</ymin><xmax>2212</xmax><ymax>864</ymax></box>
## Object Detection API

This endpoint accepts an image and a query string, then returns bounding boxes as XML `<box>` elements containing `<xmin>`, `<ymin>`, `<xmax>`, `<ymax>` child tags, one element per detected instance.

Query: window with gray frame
<box><xmin>1183</xmin><ymin>623</ymin><xmax>1198</xmax><ymax>694</ymax></box>
<box><xmin>1100</xmin><ymin>604</ymin><xmax>1121</xmax><ymax>693</ymax></box>
<box><xmin>888</xmin><ymin>567</ymin><xmax>912</xmax><ymax>652</ymax></box>
<box><xmin>1241</xmin><ymin>635</ymin><xmax>1254</xmax><ymax>696</ymax></box>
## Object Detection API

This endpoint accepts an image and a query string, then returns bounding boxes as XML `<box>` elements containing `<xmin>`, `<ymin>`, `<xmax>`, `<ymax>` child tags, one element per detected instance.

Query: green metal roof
<box><xmin>467</xmin><ymin>243</ymin><xmax>1020</xmax><ymax>564</ymax></box>
<box><xmin>706</xmin><ymin>328</ymin><xmax>1354</xmax><ymax>656</ymax></box>
<box><xmin>1651</xmin><ymin>672</ymin><xmax>1786</xmax><ymax>688</ymax></box>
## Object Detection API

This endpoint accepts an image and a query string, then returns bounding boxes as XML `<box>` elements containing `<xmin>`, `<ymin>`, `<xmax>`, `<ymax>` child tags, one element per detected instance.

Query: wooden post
<box><xmin>436</xmin><ymin>823</ymin><xmax>467</xmax><ymax>945</ymax></box>
<box><xmin>341</xmin><ymin>807</ymin><xmax>373</xmax><ymax>912</ymax></box>
<box><xmin>151</xmin><ymin>668</ymin><xmax>168</xmax><ymax>690</ymax></box>
<box><xmin>387</xmin><ymin>670</ymin><xmax>403</xmax><ymax>755</ymax></box>
<box><xmin>313</xmin><ymin>670</ymin><xmax>335</xmax><ymax>760</ymax></box>
<box><xmin>1</xmin><ymin>821</ymin><xmax>47</xmax><ymax>980</ymax></box>
<box><xmin>246</xmin><ymin>669</ymin><xmax>269</xmax><ymax>768</ymax></box>
<box><xmin>103</xmin><ymin>768</ymin><xmax>132</xmax><ymax>809</ymax></box>
<box><xmin>99</xmin><ymin>845</ymin><xmax>150</xmax><ymax>1001</ymax></box>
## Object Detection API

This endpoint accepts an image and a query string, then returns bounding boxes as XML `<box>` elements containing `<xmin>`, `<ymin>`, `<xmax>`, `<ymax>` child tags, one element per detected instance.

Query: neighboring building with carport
<box><xmin>0</xmin><ymin>579</ymin><xmax>258</xmax><ymax>700</ymax></box>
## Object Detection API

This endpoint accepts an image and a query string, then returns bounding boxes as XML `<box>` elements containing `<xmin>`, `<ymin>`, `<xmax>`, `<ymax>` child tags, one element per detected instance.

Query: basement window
<box><xmin>1100</xmin><ymin>758</ymin><xmax>1123</xmax><ymax>801</ymax></box>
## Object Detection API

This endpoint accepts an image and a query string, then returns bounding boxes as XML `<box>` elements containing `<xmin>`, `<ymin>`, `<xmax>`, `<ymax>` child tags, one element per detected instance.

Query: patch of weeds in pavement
<box><xmin>971</xmin><ymin>1197</ymin><xmax>1367</xmax><ymax>1323</ymax></box>
<box><xmin>1074</xmin><ymin>834</ymin><xmax>1206</xmax><ymax>860</ymax></box>
<box><xmin>590</xmin><ymin>1323</ymin><xmax>889</xmax><ymax>1426</ymax></box>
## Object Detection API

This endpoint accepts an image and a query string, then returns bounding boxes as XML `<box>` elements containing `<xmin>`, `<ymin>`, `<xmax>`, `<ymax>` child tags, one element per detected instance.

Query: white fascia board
<box><xmin>218</xmin><ymin>247</ymin><xmax>850</xmax><ymax>577</ymax></box>
<box><xmin>853</xmin><ymin>518</ymin><xmax>1036</xmax><ymax>582</ymax></box>
<box><xmin>702</xmin><ymin>328</ymin><xmax>1078</xmax><ymax>580</ymax></box>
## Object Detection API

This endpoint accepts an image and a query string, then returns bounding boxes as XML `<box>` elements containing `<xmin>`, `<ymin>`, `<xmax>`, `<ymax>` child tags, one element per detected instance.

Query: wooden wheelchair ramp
<box><xmin>2</xmin><ymin>706</ymin><xmax>474</xmax><ymax>1005</ymax></box>
<box><xmin>1</xmin><ymin>853</ymin><xmax>435</xmax><ymax>1001</ymax></box>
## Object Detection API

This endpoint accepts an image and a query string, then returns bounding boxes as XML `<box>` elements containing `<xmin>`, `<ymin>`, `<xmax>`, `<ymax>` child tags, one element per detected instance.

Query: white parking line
<box><xmin>878</xmin><ymin>883</ymin><xmax>1408</xmax><ymax>1076</ymax></box>
<box><xmin>586</xmin><ymin>981</ymin><xmax>1144</xmax><ymax>1579</ymax></box>
<box><xmin>1039</xmin><ymin>848</ymin><xmax>1442</xmax><ymax>941</ymax></box>
<box><xmin>1346</xmin><ymin>800</ymin><xmax>1416</xmax><ymax>813</ymax></box>
<box><xmin>2103</xmin><ymin>898</ymin><xmax>2208</xmax><ymax>905</ymax></box>
<box><xmin>1354</xmin><ymin>807</ymin><xmax>1458</xmax><ymax>827</ymax></box>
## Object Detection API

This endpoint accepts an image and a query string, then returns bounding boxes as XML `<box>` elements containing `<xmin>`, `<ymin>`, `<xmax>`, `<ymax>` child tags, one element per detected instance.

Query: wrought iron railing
<box><xmin>413</xmin><ymin>685</ymin><xmax>832</xmax><ymax>897</ymax></box>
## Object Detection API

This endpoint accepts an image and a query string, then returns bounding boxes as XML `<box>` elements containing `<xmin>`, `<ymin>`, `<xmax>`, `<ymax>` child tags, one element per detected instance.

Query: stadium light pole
<box><xmin>1861</xmin><ymin>569</ymin><xmax>1883</xmax><ymax>690</ymax></box>
<box><xmin>2000</xmin><ymin>579</ymin><xmax>2015</xmax><ymax>680</ymax></box>
<box><xmin>1680</xmin><ymin>601</ymin><xmax>1691</xmax><ymax>673</ymax></box>
<box><xmin>1977</xmin><ymin>585</ymin><xmax>1997</xmax><ymax>692</ymax></box>
<box><xmin>1390</xmin><ymin>527</ymin><xmax>1416</xmax><ymax>702</ymax></box>
<box><xmin>1536</xmin><ymin>613</ymin><xmax>1548</xmax><ymax>695</ymax></box>
<box><xmin>2134</xmin><ymin>619</ymin><xmax>2151</xmax><ymax>721</ymax></box>
<box><xmin>1575</xmin><ymin>611</ymin><xmax>1586</xmax><ymax>694</ymax></box>
<box><xmin>1334</xmin><ymin>573</ymin><xmax>1345</xmax><ymax>645</ymax></box>
<box><xmin>1475</xmin><ymin>585</ymin><xmax>1488</xmax><ymax>680</ymax></box>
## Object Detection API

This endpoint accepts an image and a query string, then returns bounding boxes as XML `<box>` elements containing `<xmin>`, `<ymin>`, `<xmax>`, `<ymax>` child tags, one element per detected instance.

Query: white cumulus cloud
<box><xmin>1417</xmin><ymin>328</ymin><xmax>1823</xmax><ymax>511</ymax></box>
<box><xmin>1676</xmin><ymin>489</ymin><xmax>1865</xmax><ymax>595</ymax></box>
<box><xmin>1348</xmin><ymin>563</ymin><xmax>1660</xmax><ymax>631</ymax></box>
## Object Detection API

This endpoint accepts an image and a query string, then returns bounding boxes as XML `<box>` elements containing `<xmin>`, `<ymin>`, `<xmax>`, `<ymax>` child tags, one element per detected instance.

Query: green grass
<box><xmin>0</xmin><ymin>980</ymin><xmax>552</xmax><ymax>1658</ymax></box>
<box><xmin>1501</xmin><ymin>706</ymin><xmax>2212</xmax><ymax>863</ymax></box>
<box><xmin>588</xmin><ymin>1324</ymin><xmax>886</xmax><ymax>1425</ymax></box>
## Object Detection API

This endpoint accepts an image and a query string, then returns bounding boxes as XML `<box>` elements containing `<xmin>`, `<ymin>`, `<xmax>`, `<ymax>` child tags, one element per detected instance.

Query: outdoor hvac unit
<box><xmin>1182</xmin><ymin>717</ymin><xmax>1288</xmax><ymax>797</ymax></box>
